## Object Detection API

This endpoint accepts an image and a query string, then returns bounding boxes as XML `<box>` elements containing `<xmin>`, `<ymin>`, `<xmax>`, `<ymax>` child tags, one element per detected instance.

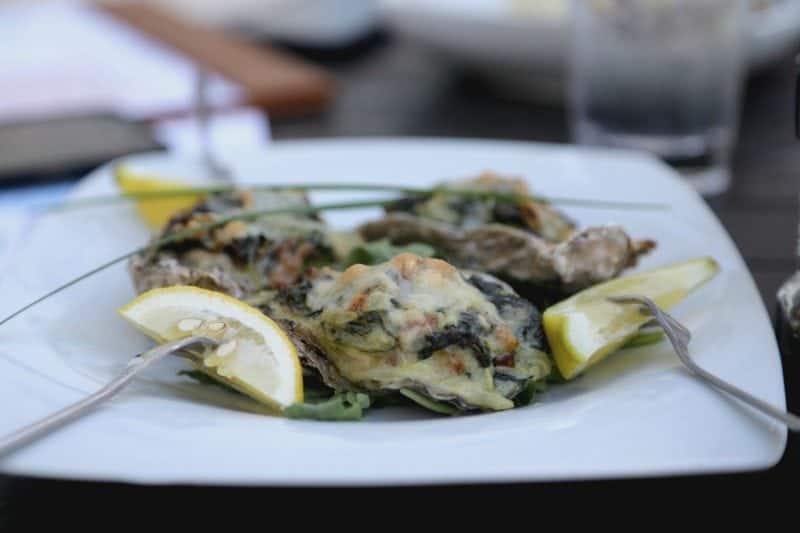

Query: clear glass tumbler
<box><xmin>570</xmin><ymin>0</ymin><xmax>746</xmax><ymax>195</ymax></box>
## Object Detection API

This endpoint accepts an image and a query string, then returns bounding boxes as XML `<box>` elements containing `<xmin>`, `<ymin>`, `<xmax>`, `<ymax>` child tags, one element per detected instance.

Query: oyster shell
<box><xmin>359</xmin><ymin>173</ymin><xmax>655</xmax><ymax>298</ymax></box>
<box><xmin>128</xmin><ymin>189</ymin><xmax>353</xmax><ymax>383</ymax></box>
<box><xmin>130</xmin><ymin>189</ymin><xmax>337</xmax><ymax>297</ymax></box>
<box><xmin>387</xmin><ymin>171</ymin><xmax>576</xmax><ymax>242</ymax></box>
<box><xmin>361</xmin><ymin>214</ymin><xmax>654</xmax><ymax>290</ymax></box>
<box><xmin>265</xmin><ymin>253</ymin><xmax>552</xmax><ymax>411</ymax></box>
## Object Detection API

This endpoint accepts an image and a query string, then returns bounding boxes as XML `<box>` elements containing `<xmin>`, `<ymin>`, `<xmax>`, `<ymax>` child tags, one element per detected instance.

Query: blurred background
<box><xmin>1</xmin><ymin>0</ymin><xmax>798</xmax><ymax>305</ymax></box>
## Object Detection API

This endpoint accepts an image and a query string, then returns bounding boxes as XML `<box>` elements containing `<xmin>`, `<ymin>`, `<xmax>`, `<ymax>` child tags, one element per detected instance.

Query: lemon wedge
<box><xmin>115</xmin><ymin>165</ymin><xmax>203</xmax><ymax>230</ymax></box>
<box><xmin>543</xmin><ymin>257</ymin><xmax>719</xmax><ymax>380</ymax></box>
<box><xmin>119</xmin><ymin>286</ymin><xmax>303</xmax><ymax>409</ymax></box>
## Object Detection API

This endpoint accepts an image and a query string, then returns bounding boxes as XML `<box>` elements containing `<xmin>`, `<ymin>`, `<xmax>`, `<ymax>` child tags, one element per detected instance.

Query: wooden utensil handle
<box><xmin>101</xmin><ymin>2</ymin><xmax>335</xmax><ymax>117</ymax></box>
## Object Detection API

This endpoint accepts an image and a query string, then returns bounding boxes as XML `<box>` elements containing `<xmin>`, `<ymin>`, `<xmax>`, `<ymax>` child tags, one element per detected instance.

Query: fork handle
<box><xmin>613</xmin><ymin>295</ymin><xmax>800</xmax><ymax>432</ymax></box>
<box><xmin>0</xmin><ymin>365</ymin><xmax>141</xmax><ymax>458</ymax></box>
<box><xmin>663</xmin><ymin>322</ymin><xmax>800</xmax><ymax>431</ymax></box>
<box><xmin>649</xmin><ymin>303</ymin><xmax>800</xmax><ymax>432</ymax></box>
<box><xmin>0</xmin><ymin>335</ymin><xmax>217</xmax><ymax>459</ymax></box>
<box><xmin>695</xmin><ymin>367</ymin><xmax>800</xmax><ymax>431</ymax></box>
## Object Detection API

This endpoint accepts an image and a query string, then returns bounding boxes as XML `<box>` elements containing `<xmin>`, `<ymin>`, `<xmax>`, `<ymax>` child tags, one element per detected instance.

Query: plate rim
<box><xmin>0</xmin><ymin>137</ymin><xmax>787</xmax><ymax>485</ymax></box>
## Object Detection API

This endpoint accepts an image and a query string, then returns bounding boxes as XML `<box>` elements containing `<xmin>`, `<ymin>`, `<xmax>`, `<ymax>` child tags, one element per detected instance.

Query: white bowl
<box><xmin>381</xmin><ymin>0</ymin><xmax>800</xmax><ymax>104</ymax></box>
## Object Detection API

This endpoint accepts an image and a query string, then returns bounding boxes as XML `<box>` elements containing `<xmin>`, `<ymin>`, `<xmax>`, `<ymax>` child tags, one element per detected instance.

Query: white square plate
<box><xmin>0</xmin><ymin>138</ymin><xmax>786</xmax><ymax>485</ymax></box>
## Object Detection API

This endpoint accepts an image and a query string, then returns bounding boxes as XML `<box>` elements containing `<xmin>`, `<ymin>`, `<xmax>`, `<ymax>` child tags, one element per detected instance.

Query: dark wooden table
<box><xmin>1</xmin><ymin>32</ymin><xmax>798</xmax><ymax>521</ymax></box>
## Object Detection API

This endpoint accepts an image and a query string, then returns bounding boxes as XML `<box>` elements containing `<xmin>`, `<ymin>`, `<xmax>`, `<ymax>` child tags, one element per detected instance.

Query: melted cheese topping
<box><xmin>295</xmin><ymin>254</ymin><xmax>543</xmax><ymax>410</ymax></box>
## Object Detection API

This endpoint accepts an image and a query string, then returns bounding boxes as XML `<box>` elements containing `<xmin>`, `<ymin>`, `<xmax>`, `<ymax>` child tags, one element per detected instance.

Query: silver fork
<box><xmin>0</xmin><ymin>335</ymin><xmax>219</xmax><ymax>459</ymax></box>
<box><xmin>0</xmin><ymin>73</ymin><xmax>233</xmax><ymax>459</ymax></box>
<box><xmin>609</xmin><ymin>295</ymin><xmax>800</xmax><ymax>432</ymax></box>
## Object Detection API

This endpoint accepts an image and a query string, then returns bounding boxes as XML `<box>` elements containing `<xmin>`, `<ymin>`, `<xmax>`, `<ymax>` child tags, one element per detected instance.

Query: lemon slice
<box><xmin>543</xmin><ymin>257</ymin><xmax>719</xmax><ymax>380</ymax></box>
<box><xmin>115</xmin><ymin>165</ymin><xmax>203</xmax><ymax>230</ymax></box>
<box><xmin>119</xmin><ymin>286</ymin><xmax>303</xmax><ymax>409</ymax></box>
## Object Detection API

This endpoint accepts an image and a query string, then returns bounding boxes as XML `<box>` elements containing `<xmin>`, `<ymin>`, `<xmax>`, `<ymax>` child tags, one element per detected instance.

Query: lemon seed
<box><xmin>177</xmin><ymin>318</ymin><xmax>203</xmax><ymax>332</ymax></box>
<box><xmin>216</xmin><ymin>340</ymin><xmax>237</xmax><ymax>357</ymax></box>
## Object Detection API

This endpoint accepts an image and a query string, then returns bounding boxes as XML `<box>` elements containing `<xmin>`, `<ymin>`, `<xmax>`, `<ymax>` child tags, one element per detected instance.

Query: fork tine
<box><xmin>638</xmin><ymin>317</ymin><xmax>690</xmax><ymax>345</ymax></box>
<box><xmin>609</xmin><ymin>295</ymin><xmax>691</xmax><ymax>341</ymax></box>
<box><xmin>650</xmin><ymin>306</ymin><xmax>691</xmax><ymax>346</ymax></box>
<box><xmin>648</xmin><ymin>305</ymin><xmax>691</xmax><ymax>342</ymax></box>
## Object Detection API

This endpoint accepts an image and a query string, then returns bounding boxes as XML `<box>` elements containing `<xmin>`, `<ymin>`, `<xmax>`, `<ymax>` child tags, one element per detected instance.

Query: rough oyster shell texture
<box><xmin>359</xmin><ymin>172</ymin><xmax>655</xmax><ymax>295</ymax></box>
<box><xmin>130</xmin><ymin>189</ymin><xmax>335</xmax><ymax>298</ymax></box>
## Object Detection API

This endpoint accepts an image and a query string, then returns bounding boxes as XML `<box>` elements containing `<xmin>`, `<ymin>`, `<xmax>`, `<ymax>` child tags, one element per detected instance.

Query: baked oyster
<box><xmin>130</xmin><ymin>190</ymin><xmax>338</xmax><ymax>299</ymax></box>
<box><xmin>263</xmin><ymin>253</ymin><xmax>552</xmax><ymax>411</ymax></box>
<box><xmin>386</xmin><ymin>172</ymin><xmax>577</xmax><ymax>242</ymax></box>
<box><xmin>359</xmin><ymin>173</ymin><xmax>655</xmax><ymax>299</ymax></box>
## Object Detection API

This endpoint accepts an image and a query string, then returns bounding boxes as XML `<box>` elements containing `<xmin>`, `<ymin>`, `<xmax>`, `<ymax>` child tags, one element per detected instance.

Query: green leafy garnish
<box><xmin>51</xmin><ymin>181</ymin><xmax>670</xmax><ymax>213</ymax></box>
<box><xmin>284</xmin><ymin>391</ymin><xmax>371</xmax><ymax>421</ymax></box>
<box><xmin>546</xmin><ymin>365</ymin><xmax>567</xmax><ymax>385</ymax></box>
<box><xmin>513</xmin><ymin>379</ymin><xmax>549</xmax><ymax>407</ymax></box>
<box><xmin>180</xmin><ymin>371</ymin><xmax>371</xmax><ymax>420</ymax></box>
<box><xmin>369</xmin><ymin>392</ymin><xmax>411</xmax><ymax>409</ymax></box>
<box><xmin>343</xmin><ymin>239</ymin><xmax>435</xmax><ymax>267</ymax></box>
<box><xmin>513</xmin><ymin>381</ymin><xmax>538</xmax><ymax>407</ymax></box>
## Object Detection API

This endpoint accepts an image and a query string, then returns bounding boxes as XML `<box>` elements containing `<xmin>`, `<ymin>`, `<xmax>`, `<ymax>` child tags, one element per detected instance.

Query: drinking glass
<box><xmin>570</xmin><ymin>0</ymin><xmax>746</xmax><ymax>195</ymax></box>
